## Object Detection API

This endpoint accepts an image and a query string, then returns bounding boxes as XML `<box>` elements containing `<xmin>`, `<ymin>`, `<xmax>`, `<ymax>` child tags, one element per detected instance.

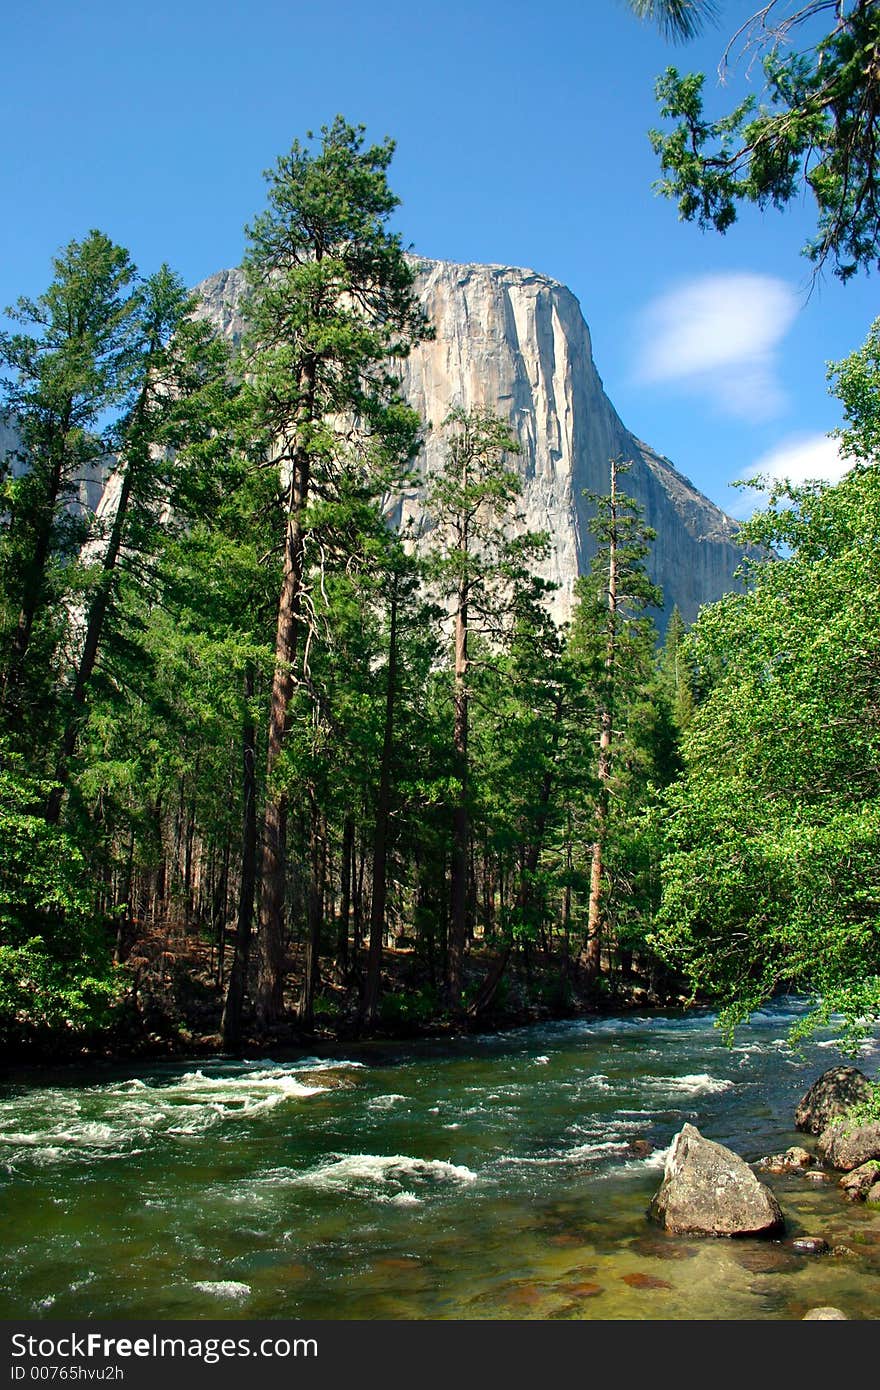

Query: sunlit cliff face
<box><xmin>192</xmin><ymin>257</ymin><xmax>747</xmax><ymax>630</ymax></box>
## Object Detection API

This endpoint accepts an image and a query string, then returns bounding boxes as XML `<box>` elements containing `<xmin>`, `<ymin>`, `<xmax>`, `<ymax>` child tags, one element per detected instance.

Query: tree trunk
<box><xmin>45</xmin><ymin>436</ymin><xmax>140</xmax><ymax>824</ymax></box>
<box><xmin>336</xmin><ymin>814</ymin><xmax>354</xmax><ymax>976</ymax></box>
<box><xmin>297</xmin><ymin>799</ymin><xmax>324</xmax><ymax>1028</ymax></box>
<box><xmin>447</xmin><ymin>581</ymin><xmax>469</xmax><ymax>1010</ymax></box>
<box><xmin>222</xmin><ymin>667</ymin><xmax>258</xmax><ymax>1050</ymax></box>
<box><xmin>362</xmin><ymin>582</ymin><xmax>399</xmax><ymax>1025</ymax></box>
<box><xmin>583</xmin><ymin>460</ymin><xmax>619</xmax><ymax>982</ymax></box>
<box><xmin>255</xmin><ymin>436</ymin><xmax>311</xmax><ymax>1029</ymax></box>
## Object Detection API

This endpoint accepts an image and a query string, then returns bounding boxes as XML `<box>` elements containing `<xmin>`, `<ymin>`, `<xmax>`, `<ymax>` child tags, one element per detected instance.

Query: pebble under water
<box><xmin>1</xmin><ymin>1001</ymin><xmax>879</xmax><ymax>1320</ymax></box>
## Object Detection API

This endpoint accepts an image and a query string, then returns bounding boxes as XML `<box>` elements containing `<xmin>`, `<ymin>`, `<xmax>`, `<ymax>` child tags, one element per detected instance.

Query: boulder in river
<box><xmin>838</xmin><ymin>1161</ymin><xmax>880</xmax><ymax>1201</ymax></box>
<box><xmin>795</xmin><ymin>1066</ymin><xmax>873</xmax><ymax>1135</ymax></box>
<box><xmin>759</xmin><ymin>1145</ymin><xmax>813</xmax><ymax>1174</ymax></box>
<box><xmin>648</xmin><ymin>1123</ymin><xmax>785</xmax><ymax>1237</ymax></box>
<box><xmin>803</xmin><ymin>1306</ymin><xmax>847</xmax><ymax>1319</ymax></box>
<box><xmin>817</xmin><ymin>1120</ymin><xmax>880</xmax><ymax>1172</ymax></box>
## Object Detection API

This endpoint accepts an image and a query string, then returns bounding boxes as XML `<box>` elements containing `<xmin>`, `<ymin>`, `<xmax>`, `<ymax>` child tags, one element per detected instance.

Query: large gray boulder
<box><xmin>818</xmin><ymin>1120</ymin><xmax>880</xmax><ymax>1172</ymax></box>
<box><xmin>649</xmin><ymin>1123</ymin><xmax>785</xmax><ymax>1237</ymax></box>
<box><xmin>795</xmin><ymin>1066</ymin><xmax>873</xmax><ymax>1135</ymax></box>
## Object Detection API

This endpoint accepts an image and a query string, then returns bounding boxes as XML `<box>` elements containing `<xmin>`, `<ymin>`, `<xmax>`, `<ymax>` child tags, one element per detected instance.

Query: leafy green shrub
<box><xmin>0</xmin><ymin>752</ymin><xmax>119</xmax><ymax>1044</ymax></box>
<box><xmin>378</xmin><ymin>986</ymin><xmax>439</xmax><ymax>1027</ymax></box>
<box><xmin>0</xmin><ymin>938</ymin><xmax>119</xmax><ymax>1041</ymax></box>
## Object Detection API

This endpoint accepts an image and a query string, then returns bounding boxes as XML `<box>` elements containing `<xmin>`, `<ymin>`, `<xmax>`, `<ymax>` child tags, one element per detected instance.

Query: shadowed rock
<box><xmin>818</xmin><ymin>1120</ymin><xmax>880</xmax><ymax>1172</ymax></box>
<box><xmin>839</xmin><ymin>1161</ymin><xmax>880</xmax><ymax>1201</ymax></box>
<box><xmin>795</xmin><ymin>1066</ymin><xmax>873</xmax><ymax>1135</ymax></box>
<box><xmin>649</xmin><ymin>1123</ymin><xmax>785</xmax><ymax>1237</ymax></box>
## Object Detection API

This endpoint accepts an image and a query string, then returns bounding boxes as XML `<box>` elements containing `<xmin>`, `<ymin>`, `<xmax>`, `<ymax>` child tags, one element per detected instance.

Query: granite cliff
<box><xmin>196</xmin><ymin>257</ymin><xmax>745</xmax><ymax>628</ymax></box>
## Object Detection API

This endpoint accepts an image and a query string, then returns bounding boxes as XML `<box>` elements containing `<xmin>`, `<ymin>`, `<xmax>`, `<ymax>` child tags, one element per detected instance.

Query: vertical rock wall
<box><xmin>195</xmin><ymin>257</ymin><xmax>746</xmax><ymax>628</ymax></box>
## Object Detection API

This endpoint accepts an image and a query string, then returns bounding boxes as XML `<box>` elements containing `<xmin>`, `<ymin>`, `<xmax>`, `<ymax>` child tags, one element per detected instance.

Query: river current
<box><xmin>2</xmin><ymin>1001</ymin><xmax>879</xmax><ymax>1320</ymax></box>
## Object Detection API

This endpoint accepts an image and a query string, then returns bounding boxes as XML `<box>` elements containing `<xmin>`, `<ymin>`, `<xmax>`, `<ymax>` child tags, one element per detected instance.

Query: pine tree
<box><xmin>570</xmin><ymin>457</ymin><xmax>661</xmax><ymax>982</ymax></box>
<box><xmin>0</xmin><ymin>231</ymin><xmax>139</xmax><ymax>733</ymax></box>
<box><xmin>423</xmin><ymin>406</ymin><xmax>549</xmax><ymax>1010</ymax></box>
<box><xmin>240</xmin><ymin>118</ymin><xmax>428</xmax><ymax>1028</ymax></box>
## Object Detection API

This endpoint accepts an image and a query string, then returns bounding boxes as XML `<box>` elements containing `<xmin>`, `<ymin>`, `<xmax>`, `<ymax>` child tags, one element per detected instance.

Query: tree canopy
<box><xmin>642</xmin><ymin>1</ymin><xmax>880</xmax><ymax>280</ymax></box>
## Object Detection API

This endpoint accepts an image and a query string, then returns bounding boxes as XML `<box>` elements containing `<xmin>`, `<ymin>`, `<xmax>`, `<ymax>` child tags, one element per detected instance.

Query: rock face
<box><xmin>0</xmin><ymin>410</ymin><xmax>109</xmax><ymax>516</ymax></box>
<box><xmin>195</xmin><ymin>259</ymin><xmax>748</xmax><ymax>630</ymax></box>
<box><xmin>818</xmin><ymin>1120</ymin><xmax>880</xmax><ymax>1172</ymax></box>
<box><xmin>795</xmin><ymin>1066</ymin><xmax>874</xmax><ymax>1135</ymax></box>
<box><xmin>649</xmin><ymin>1123</ymin><xmax>785</xmax><ymax>1237</ymax></box>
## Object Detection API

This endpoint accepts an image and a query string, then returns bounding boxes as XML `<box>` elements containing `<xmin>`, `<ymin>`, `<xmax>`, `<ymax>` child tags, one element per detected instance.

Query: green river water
<box><xmin>1</xmin><ymin>1002</ymin><xmax>878</xmax><ymax>1320</ymax></box>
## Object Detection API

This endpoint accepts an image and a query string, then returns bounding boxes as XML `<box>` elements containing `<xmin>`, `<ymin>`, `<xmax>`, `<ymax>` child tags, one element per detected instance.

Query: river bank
<box><xmin>6</xmin><ymin>938</ymin><xmax>689</xmax><ymax>1068</ymax></box>
<box><xmin>1</xmin><ymin>1002</ymin><xmax>878</xmax><ymax>1320</ymax></box>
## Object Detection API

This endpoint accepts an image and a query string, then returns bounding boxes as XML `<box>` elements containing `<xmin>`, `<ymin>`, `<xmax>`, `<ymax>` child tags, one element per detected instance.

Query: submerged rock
<box><xmin>818</xmin><ymin>1120</ymin><xmax>880</xmax><ymax>1172</ymax></box>
<box><xmin>626</xmin><ymin>1138</ymin><xmax>655</xmax><ymax>1159</ymax></box>
<box><xmin>790</xmin><ymin>1237</ymin><xmax>829</xmax><ymax>1255</ymax></box>
<box><xmin>621</xmin><ymin>1271</ymin><xmax>672</xmax><ymax>1290</ymax></box>
<box><xmin>795</xmin><ymin>1066</ymin><xmax>873</xmax><ymax>1135</ymax></box>
<box><xmin>649</xmin><ymin>1123</ymin><xmax>785</xmax><ymax>1238</ymax></box>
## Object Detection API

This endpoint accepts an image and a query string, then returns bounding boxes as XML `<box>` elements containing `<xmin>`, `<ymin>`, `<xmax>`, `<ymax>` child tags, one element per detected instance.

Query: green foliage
<box><xmin>658</xmin><ymin>604</ymin><xmax>695</xmax><ymax>737</ymax></box>
<box><xmin>648</xmin><ymin>2</ymin><xmax>880</xmax><ymax>279</ymax></box>
<box><xmin>625</xmin><ymin>0</ymin><xmax>718</xmax><ymax>44</ymax></box>
<box><xmin>0</xmin><ymin>231</ymin><xmax>141</xmax><ymax>736</ymax></box>
<box><xmin>0</xmin><ymin>750</ymin><xmax>118</xmax><ymax>1042</ymax></box>
<box><xmin>653</xmin><ymin>439</ymin><xmax>880</xmax><ymax>1040</ymax></box>
<box><xmin>242</xmin><ymin>115</ymin><xmax>427</xmax><ymax>477</ymax></box>
<box><xmin>378</xmin><ymin>985</ymin><xmax>440</xmax><ymax>1027</ymax></box>
<box><xmin>0</xmin><ymin>940</ymin><xmax>119</xmax><ymax>1044</ymax></box>
<box><xmin>835</xmin><ymin>1087</ymin><xmax>880</xmax><ymax>1130</ymax></box>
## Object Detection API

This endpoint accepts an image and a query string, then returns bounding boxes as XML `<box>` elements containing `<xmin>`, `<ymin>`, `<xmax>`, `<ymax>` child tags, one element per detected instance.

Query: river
<box><xmin>1</xmin><ymin>1001</ymin><xmax>878</xmax><ymax>1320</ymax></box>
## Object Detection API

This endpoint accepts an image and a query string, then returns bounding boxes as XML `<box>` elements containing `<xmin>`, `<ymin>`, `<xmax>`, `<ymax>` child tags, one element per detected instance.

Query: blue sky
<box><xmin>2</xmin><ymin>0</ymin><xmax>875</xmax><ymax>518</ymax></box>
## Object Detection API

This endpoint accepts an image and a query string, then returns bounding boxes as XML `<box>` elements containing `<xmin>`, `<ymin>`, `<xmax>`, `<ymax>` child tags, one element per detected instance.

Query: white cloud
<box><xmin>729</xmin><ymin>433</ymin><xmax>852</xmax><ymax>517</ymax></box>
<box><xmin>635</xmin><ymin>273</ymin><xmax>799</xmax><ymax>421</ymax></box>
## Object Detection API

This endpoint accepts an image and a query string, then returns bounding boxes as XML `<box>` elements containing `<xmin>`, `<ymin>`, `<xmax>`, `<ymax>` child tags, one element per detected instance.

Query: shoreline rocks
<box><xmin>649</xmin><ymin>1124</ymin><xmax>785</xmax><ymax>1238</ymax></box>
<box><xmin>838</xmin><ymin>1161</ymin><xmax>880</xmax><ymax>1201</ymax></box>
<box><xmin>818</xmin><ymin>1119</ymin><xmax>880</xmax><ymax>1172</ymax></box>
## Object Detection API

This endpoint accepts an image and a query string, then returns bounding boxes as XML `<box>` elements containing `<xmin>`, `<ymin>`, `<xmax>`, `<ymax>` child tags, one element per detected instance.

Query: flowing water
<box><xmin>2</xmin><ymin>1001</ymin><xmax>879</xmax><ymax>1320</ymax></box>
